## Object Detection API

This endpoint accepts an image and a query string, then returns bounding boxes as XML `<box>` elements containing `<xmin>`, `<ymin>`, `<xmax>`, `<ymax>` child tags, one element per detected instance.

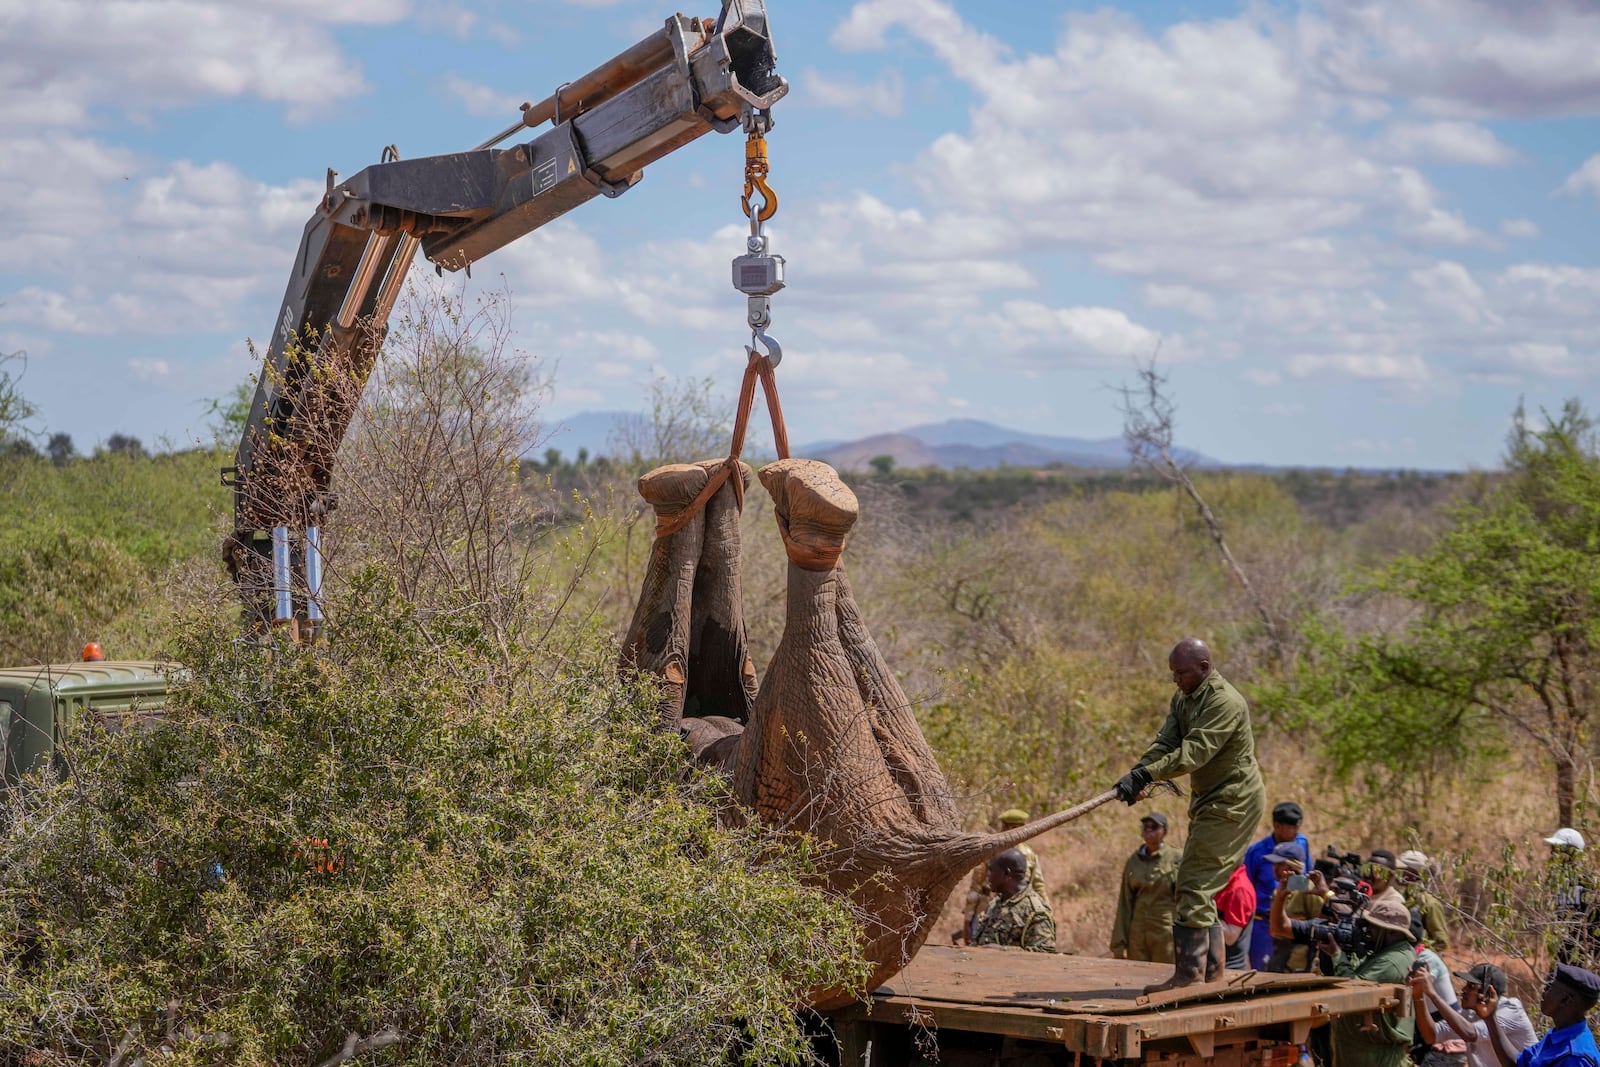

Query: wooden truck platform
<box><xmin>827</xmin><ymin>946</ymin><xmax>1409</xmax><ymax>1067</ymax></box>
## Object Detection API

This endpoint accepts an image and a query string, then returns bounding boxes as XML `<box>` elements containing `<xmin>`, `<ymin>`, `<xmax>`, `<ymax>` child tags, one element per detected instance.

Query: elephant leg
<box><xmin>736</xmin><ymin>459</ymin><xmax>905</xmax><ymax>828</ymax></box>
<box><xmin>834</xmin><ymin>567</ymin><xmax>960</xmax><ymax>829</ymax></box>
<box><xmin>685</xmin><ymin>460</ymin><xmax>758</xmax><ymax>724</ymax></box>
<box><xmin>620</xmin><ymin>463</ymin><xmax>710</xmax><ymax>730</ymax></box>
<box><xmin>744</xmin><ymin>459</ymin><xmax>970</xmax><ymax>1010</ymax></box>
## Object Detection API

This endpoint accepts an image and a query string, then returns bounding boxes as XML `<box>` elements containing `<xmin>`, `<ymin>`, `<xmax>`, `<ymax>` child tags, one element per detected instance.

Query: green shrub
<box><xmin>0</xmin><ymin>576</ymin><xmax>865</xmax><ymax>1065</ymax></box>
<box><xmin>0</xmin><ymin>524</ymin><xmax>144</xmax><ymax>664</ymax></box>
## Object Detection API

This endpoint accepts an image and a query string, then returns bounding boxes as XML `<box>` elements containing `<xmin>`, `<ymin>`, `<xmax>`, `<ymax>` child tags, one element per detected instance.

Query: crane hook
<box><xmin>747</xmin><ymin>325</ymin><xmax>782</xmax><ymax>368</ymax></box>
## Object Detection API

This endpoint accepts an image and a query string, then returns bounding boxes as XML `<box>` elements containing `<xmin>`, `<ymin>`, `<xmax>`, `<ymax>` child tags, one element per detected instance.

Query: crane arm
<box><xmin>223</xmin><ymin>1</ymin><xmax>787</xmax><ymax>636</ymax></box>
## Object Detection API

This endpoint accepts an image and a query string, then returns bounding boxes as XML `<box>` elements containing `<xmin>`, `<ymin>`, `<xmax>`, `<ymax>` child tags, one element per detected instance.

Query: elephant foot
<box><xmin>757</xmin><ymin>458</ymin><xmax>858</xmax><ymax>571</ymax></box>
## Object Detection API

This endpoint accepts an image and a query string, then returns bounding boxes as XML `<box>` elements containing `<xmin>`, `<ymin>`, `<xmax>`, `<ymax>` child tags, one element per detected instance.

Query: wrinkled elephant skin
<box><xmin>623</xmin><ymin>457</ymin><xmax>1058</xmax><ymax>1008</ymax></box>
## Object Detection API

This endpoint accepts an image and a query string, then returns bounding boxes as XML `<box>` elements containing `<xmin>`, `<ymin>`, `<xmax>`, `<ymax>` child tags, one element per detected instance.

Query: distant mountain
<box><xmin>897</xmin><ymin>418</ymin><xmax>1126</xmax><ymax>458</ymax></box>
<box><xmin>538</xmin><ymin>411</ymin><xmax>632</xmax><ymax>461</ymax></box>
<box><xmin>800</xmin><ymin>419</ymin><xmax>1217</xmax><ymax>472</ymax></box>
<box><xmin>543</xmin><ymin>412</ymin><xmax>1217</xmax><ymax>471</ymax></box>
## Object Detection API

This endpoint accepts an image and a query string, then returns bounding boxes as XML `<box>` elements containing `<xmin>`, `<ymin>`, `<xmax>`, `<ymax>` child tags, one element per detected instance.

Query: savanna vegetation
<box><xmin>1</xmin><ymin>297</ymin><xmax>1597</xmax><ymax>1059</ymax></box>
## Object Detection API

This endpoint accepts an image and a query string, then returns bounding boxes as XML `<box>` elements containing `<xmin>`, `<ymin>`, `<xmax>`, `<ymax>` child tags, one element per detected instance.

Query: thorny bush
<box><xmin>0</xmin><ymin>580</ymin><xmax>867</xmax><ymax>1065</ymax></box>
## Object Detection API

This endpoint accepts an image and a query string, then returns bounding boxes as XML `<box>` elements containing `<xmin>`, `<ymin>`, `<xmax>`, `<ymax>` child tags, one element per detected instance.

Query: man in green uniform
<box><xmin>1323</xmin><ymin>894</ymin><xmax>1418</xmax><ymax>1067</ymax></box>
<box><xmin>955</xmin><ymin>808</ymin><xmax>1048</xmax><ymax>944</ymax></box>
<box><xmin>1398</xmin><ymin>849</ymin><xmax>1451</xmax><ymax>950</ymax></box>
<box><xmin>974</xmin><ymin>849</ymin><xmax>1056</xmax><ymax>953</ymax></box>
<box><xmin>1113</xmin><ymin>637</ymin><xmax>1266</xmax><ymax>991</ymax></box>
<box><xmin>1111</xmin><ymin>812</ymin><xmax>1180</xmax><ymax>962</ymax></box>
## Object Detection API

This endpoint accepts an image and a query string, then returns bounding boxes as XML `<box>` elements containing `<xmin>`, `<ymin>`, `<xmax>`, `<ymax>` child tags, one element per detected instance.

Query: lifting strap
<box><xmin>654</xmin><ymin>349</ymin><xmax>789</xmax><ymax>539</ymax></box>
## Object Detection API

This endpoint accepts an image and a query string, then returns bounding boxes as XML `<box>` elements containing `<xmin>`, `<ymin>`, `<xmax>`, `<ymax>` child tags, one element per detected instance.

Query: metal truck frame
<box><xmin>824</xmin><ymin>946</ymin><xmax>1409</xmax><ymax>1067</ymax></box>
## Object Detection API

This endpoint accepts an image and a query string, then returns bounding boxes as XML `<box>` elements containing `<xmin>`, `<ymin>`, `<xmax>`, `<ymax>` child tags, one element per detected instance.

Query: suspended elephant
<box><xmin>622</xmin><ymin>456</ymin><xmax>1082</xmax><ymax>1009</ymax></box>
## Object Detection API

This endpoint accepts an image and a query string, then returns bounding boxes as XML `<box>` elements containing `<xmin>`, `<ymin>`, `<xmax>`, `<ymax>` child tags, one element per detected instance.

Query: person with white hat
<box><xmin>1546</xmin><ymin>829</ymin><xmax>1596</xmax><ymax>965</ymax></box>
<box><xmin>1548</xmin><ymin>829</ymin><xmax>1588</xmax><ymax>851</ymax></box>
<box><xmin>1399</xmin><ymin>849</ymin><xmax>1451</xmax><ymax>950</ymax></box>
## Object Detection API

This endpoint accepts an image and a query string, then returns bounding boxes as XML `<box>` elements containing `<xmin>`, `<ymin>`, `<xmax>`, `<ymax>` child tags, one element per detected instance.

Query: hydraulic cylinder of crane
<box><xmin>305</xmin><ymin>526</ymin><xmax>325</xmax><ymax>629</ymax></box>
<box><xmin>271</xmin><ymin>527</ymin><xmax>294</xmax><ymax>627</ymax></box>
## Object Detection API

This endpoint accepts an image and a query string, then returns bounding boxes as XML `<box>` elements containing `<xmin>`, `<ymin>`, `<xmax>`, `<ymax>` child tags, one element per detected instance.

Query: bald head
<box><xmin>987</xmin><ymin>849</ymin><xmax>1028</xmax><ymax>896</ymax></box>
<box><xmin>1168</xmin><ymin>638</ymin><xmax>1213</xmax><ymax>694</ymax></box>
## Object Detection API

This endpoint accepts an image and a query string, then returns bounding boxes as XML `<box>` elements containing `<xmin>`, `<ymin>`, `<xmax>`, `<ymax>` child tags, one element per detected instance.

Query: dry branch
<box><xmin>1118</xmin><ymin>357</ymin><xmax>1287</xmax><ymax>664</ymax></box>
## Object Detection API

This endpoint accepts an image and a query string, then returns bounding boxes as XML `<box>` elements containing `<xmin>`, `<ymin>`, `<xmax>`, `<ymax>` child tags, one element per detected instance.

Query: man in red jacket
<box><xmin>1216</xmin><ymin>863</ymin><xmax>1256</xmax><ymax>971</ymax></box>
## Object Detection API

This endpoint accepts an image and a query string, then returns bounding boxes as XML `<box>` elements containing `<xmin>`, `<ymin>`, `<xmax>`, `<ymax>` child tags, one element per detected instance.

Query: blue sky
<box><xmin>2</xmin><ymin>0</ymin><xmax>1598</xmax><ymax>468</ymax></box>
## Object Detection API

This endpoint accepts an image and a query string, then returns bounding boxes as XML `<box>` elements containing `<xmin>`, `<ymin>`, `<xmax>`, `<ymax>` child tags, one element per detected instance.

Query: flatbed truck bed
<box><xmin>826</xmin><ymin>946</ymin><xmax>1408</xmax><ymax>1067</ymax></box>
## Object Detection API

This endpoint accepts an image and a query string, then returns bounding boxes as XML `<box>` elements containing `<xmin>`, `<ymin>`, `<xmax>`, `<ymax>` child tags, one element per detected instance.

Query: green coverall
<box><xmin>1111</xmin><ymin>844</ymin><xmax>1180</xmax><ymax>962</ymax></box>
<box><xmin>1136</xmin><ymin>671</ymin><xmax>1267</xmax><ymax>929</ymax></box>
<box><xmin>1329</xmin><ymin>939</ymin><xmax>1417</xmax><ymax>1067</ymax></box>
<box><xmin>1403</xmin><ymin>885</ymin><xmax>1450</xmax><ymax>949</ymax></box>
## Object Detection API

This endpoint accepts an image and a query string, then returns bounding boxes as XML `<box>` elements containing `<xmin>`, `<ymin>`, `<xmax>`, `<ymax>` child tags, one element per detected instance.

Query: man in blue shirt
<box><xmin>1243</xmin><ymin>801</ymin><xmax>1309</xmax><ymax>970</ymax></box>
<box><xmin>1478</xmin><ymin>963</ymin><xmax>1600</xmax><ymax>1067</ymax></box>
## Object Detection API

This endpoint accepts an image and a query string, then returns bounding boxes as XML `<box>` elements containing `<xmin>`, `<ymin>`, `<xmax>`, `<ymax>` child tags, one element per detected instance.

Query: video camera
<box><xmin>1303</xmin><ymin>876</ymin><xmax>1373</xmax><ymax>955</ymax></box>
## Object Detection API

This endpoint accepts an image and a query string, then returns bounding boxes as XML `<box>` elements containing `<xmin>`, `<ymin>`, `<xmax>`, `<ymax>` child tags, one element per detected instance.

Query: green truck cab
<box><xmin>0</xmin><ymin>661</ymin><xmax>171</xmax><ymax>785</ymax></box>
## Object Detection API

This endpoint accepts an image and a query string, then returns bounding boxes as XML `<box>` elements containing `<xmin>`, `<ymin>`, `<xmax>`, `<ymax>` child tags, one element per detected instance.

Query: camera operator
<box><xmin>1321</xmin><ymin>895</ymin><xmax>1420</xmax><ymax>1067</ymax></box>
<box><xmin>1269</xmin><ymin>870</ymin><xmax>1369</xmax><ymax>968</ymax></box>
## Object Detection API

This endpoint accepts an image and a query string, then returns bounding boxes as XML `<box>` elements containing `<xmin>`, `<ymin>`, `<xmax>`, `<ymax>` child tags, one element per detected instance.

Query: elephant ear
<box><xmin>620</xmin><ymin>459</ymin><xmax>757</xmax><ymax>735</ymax></box>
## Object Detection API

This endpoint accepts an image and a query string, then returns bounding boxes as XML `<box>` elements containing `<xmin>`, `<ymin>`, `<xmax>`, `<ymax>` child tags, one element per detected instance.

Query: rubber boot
<box><xmin>1205</xmin><ymin>924</ymin><xmax>1225</xmax><ymax>982</ymax></box>
<box><xmin>1143</xmin><ymin>924</ymin><xmax>1208</xmax><ymax>995</ymax></box>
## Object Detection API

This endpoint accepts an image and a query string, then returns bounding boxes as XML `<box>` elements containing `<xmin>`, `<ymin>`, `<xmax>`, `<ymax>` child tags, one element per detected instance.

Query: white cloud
<box><xmin>802</xmin><ymin>67</ymin><xmax>905</xmax><ymax>117</ymax></box>
<box><xmin>1243</xmin><ymin>368</ymin><xmax>1283</xmax><ymax>386</ymax></box>
<box><xmin>1142</xmin><ymin>284</ymin><xmax>1216</xmax><ymax>320</ymax></box>
<box><xmin>564</xmin><ymin>330</ymin><xmax>659</xmax><ymax>363</ymax></box>
<box><xmin>1505</xmin><ymin>342</ymin><xmax>1582</xmax><ymax>376</ymax></box>
<box><xmin>1409</xmin><ymin>260</ymin><xmax>1491</xmax><ymax>323</ymax></box>
<box><xmin>1497</xmin><ymin>263</ymin><xmax>1600</xmax><ymax>320</ymax></box>
<box><xmin>1558</xmin><ymin>154</ymin><xmax>1600</xmax><ymax>200</ymax></box>
<box><xmin>1288</xmin><ymin>354</ymin><xmax>1431</xmax><ymax>382</ymax></box>
<box><xmin>777</xmin><ymin>345</ymin><xmax>951</xmax><ymax>435</ymax></box>
<box><xmin>1380</xmin><ymin>121</ymin><xmax>1516</xmax><ymax>164</ymax></box>
<box><xmin>1501</xmin><ymin>218</ymin><xmax>1540</xmax><ymax>239</ymax></box>
<box><xmin>128</xmin><ymin>358</ymin><xmax>173</xmax><ymax>383</ymax></box>
<box><xmin>0</xmin><ymin>141</ymin><xmax>322</xmax><ymax>338</ymax></box>
<box><xmin>1299</xmin><ymin>0</ymin><xmax>1600</xmax><ymax>118</ymax></box>
<box><xmin>0</xmin><ymin>0</ymin><xmax>403</xmax><ymax>126</ymax></box>
<box><xmin>443</xmin><ymin>76</ymin><xmax>524</xmax><ymax>118</ymax></box>
<box><xmin>984</xmin><ymin>301</ymin><xmax>1167</xmax><ymax>364</ymax></box>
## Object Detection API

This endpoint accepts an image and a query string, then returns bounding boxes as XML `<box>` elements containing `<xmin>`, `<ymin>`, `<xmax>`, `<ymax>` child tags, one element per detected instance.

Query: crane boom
<box><xmin>223</xmin><ymin>1</ymin><xmax>787</xmax><ymax>637</ymax></box>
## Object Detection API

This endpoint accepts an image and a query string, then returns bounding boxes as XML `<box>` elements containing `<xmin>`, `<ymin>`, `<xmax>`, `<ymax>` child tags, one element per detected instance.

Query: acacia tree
<box><xmin>610</xmin><ymin>374</ymin><xmax>732</xmax><ymax>469</ymax></box>
<box><xmin>1324</xmin><ymin>400</ymin><xmax>1600</xmax><ymax>826</ymax></box>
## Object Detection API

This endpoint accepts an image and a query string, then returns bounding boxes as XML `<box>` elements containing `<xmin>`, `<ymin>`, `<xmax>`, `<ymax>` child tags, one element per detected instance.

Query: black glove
<box><xmin>1113</xmin><ymin>766</ymin><xmax>1152</xmax><ymax>805</ymax></box>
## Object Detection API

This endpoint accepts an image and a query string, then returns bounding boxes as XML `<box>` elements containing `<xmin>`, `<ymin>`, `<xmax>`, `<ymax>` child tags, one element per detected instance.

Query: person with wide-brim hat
<box><xmin>1323</xmin><ymin>894</ymin><xmax>1418</xmax><ymax>1067</ymax></box>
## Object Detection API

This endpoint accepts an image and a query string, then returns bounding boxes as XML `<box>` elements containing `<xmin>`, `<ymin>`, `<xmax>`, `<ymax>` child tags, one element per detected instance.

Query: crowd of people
<box><xmin>950</xmin><ymin>636</ymin><xmax>1600</xmax><ymax>1067</ymax></box>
